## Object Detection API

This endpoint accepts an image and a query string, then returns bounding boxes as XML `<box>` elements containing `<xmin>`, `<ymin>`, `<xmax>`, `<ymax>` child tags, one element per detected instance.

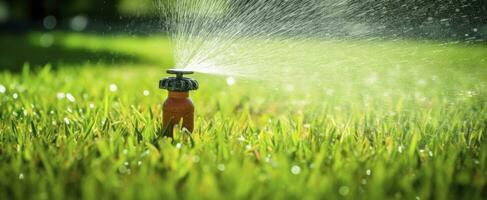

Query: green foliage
<box><xmin>0</xmin><ymin>32</ymin><xmax>486</xmax><ymax>199</ymax></box>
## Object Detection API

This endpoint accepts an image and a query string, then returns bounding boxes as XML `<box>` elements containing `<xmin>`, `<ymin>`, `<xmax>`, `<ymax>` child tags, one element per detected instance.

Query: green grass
<box><xmin>0</xmin><ymin>32</ymin><xmax>486</xmax><ymax>200</ymax></box>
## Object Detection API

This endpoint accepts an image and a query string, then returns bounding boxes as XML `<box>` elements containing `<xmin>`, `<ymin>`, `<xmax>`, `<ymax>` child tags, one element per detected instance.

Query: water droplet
<box><xmin>66</xmin><ymin>93</ymin><xmax>75</xmax><ymax>102</ymax></box>
<box><xmin>339</xmin><ymin>186</ymin><xmax>350</xmax><ymax>196</ymax></box>
<box><xmin>39</xmin><ymin>33</ymin><xmax>54</xmax><ymax>47</ymax></box>
<box><xmin>226</xmin><ymin>77</ymin><xmax>235</xmax><ymax>86</ymax></box>
<box><xmin>64</xmin><ymin>117</ymin><xmax>70</xmax><ymax>125</ymax></box>
<box><xmin>217</xmin><ymin>164</ymin><xmax>225</xmax><ymax>171</ymax></box>
<box><xmin>109</xmin><ymin>84</ymin><xmax>118</xmax><ymax>92</ymax></box>
<box><xmin>291</xmin><ymin>165</ymin><xmax>301</xmax><ymax>175</ymax></box>
<box><xmin>0</xmin><ymin>84</ymin><xmax>6</xmax><ymax>93</ymax></box>
<box><xmin>70</xmin><ymin>15</ymin><xmax>89</xmax><ymax>31</ymax></box>
<box><xmin>57</xmin><ymin>92</ymin><xmax>65</xmax><ymax>99</ymax></box>
<box><xmin>43</xmin><ymin>15</ymin><xmax>57</xmax><ymax>30</ymax></box>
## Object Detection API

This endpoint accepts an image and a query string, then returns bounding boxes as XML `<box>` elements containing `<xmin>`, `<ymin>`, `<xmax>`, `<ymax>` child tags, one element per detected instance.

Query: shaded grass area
<box><xmin>0</xmin><ymin>32</ymin><xmax>486</xmax><ymax>199</ymax></box>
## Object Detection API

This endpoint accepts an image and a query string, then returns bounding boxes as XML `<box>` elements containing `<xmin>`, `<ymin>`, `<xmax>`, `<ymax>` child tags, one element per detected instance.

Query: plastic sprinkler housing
<box><xmin>159</xmin><ymin>69</ymin><xmax>199</xmax><ymax>138</ymax></box>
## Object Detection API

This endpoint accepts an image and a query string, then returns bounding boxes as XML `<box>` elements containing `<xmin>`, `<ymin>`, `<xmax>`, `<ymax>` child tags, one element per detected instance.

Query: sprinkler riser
<box><xmin>162</xmin><ymin>91</ymin><xmax>194</xmax><ymax>138</ymax></box>
<box><xmin>159</xmin><ymin>69</ymin><xmax>198</xmax><ymax>138</ymax></box>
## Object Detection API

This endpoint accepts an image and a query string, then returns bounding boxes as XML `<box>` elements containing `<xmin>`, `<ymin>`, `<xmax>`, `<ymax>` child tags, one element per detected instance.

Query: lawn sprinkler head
<box><xmin>159</xmin><ymin>69</ymin><xmax>199</xmax><ymax>138</ymax></box>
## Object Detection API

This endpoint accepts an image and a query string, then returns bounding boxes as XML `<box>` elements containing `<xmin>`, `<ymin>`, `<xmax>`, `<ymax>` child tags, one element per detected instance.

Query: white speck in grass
<box><xmin>50</xmin><ymin>110</ymin><xmax>55</xmax><ymax>114</ymax></box>
<box><xmin>124</xmin><ymin>161</ymin><xmax>129</xmax><ymax>166</ymax></box>
<box><xmin>291</xmin><ymin>165</ymin><xmax>301</xmax><ymax>175</ymax></box>
<box><xmin>143</xmin><ymin>90</ymin><xmax>150</xmax><ymax>96</ymax></box>
<box><xmin>18</xmin><ymin>173</ymin><xmax>24</xmax><ymax>180</ymax></box>
<box><xmin>339</xmin><ymin>186</ymin><xmax>350</xmax><ymax>196</ymax></box>
<box><xmin>419</xmin><ymin>149</ymin><xmax>425</xmax><ymax>153</ymax></box>
<box><xmin>398</xmin><ymin>145</ymin><xmax>403</xmax><ymax>153</ymax></box>
<box><xmin>89</xmin><ymin>103</ymin><xmax>95</xmax><ymax>109</ymax></box>
<box><xmin>245</xmin><ymin>145</ymin><xmax>252</xmax><ymax>150</ymax></box>
<box><xmin>109</xmin><ymin>84</ymin><xmax>118</xmax><ymax>92</ymax></box>
<box><xmin>57</xmin><ymin>92</ymin><xmax>65</xmax><ymax>99</ymax></box>
<box><xmin>66</xmin><ymin>93</ymin><xmax>75</xmax><ymax>102</ymax></box>
<box><xmin>137</xmin><ymin>161</ymin><xmax>142</xmax><ymax>166</ymax></box>
<box><xmin>366</xmin><ymin>169</ymin><xmax>371</xmax><ymax>176</ymax></box>
<box><xmin>217</xmin><ymin>164</ymin><xmax>225</xmax><ymax>172</ymax></box>
<box><xmin>0</xmin><ymin>84</ymin><xmax>6</xmax><ymax>93</ymax></box>
<box><xmin>67</xmin><ymin>107</ymin><xmax>73</xmax><ymax>113</ymax></box>
<box><xmin>12</xmin><ymin>93</ymin><xmax>18</xmax><ymax>99</ymax></box>
<box><xmin>303</xmin><ymin>124</ymin><xmax>311</xmax><ymax>129</ymax></box>
<box><xmin>64</xmin><ymin>117</ymin><xmax>70</xmax><ymax>125</ymax></box>
<box><xmin>122</xmin><ymin>149</ymin><xmax>128</xmax><ymax>155</ymax></box>
<box><xmin>52</xmin><ymin>121</ymin><xmax>57</xmax><ymax>125</ymax></box>
<box><xmin>176</xmin><ymin>143</ymin><xmax>182</xmax><ymax>149</ymax></box>
<box><xmin>226</xmin><ymin>77</ymin><xmax>235</xmax><ymax>86</ymax></box>
<box><xmin>12</xmin><ymin>111</ymin><xmax>17</xmax><ymax>117</ymax></box>
<box><xmin>238</xmin><ymin>135</ymin><xmax>245</xmax><ymax>142</ymax></box>
<box><xmin>429</xmin><ymin>151</ymin><xmax>433</xmax><ymax>157</ymax></box>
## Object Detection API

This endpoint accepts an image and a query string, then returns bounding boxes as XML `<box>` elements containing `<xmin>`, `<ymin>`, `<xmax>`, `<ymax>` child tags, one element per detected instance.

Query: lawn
<box><xmin>0</xmin><ymin>32</ymin><xmax>486</xmax><ymax>199</ymax></box>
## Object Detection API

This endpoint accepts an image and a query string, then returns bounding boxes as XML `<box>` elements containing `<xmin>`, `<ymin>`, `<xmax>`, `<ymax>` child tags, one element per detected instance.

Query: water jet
<box><xmin>159</xmin><ymin>69</ymin><xmax>199</xmax><ymax>138</ymax></box>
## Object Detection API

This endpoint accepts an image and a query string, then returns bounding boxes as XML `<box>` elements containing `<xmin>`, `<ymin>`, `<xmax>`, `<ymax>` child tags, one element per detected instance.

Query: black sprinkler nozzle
<box><xmin>160</xmin><ymin>69</ymin><xmax>199</xmax><ymax>92</ymax></box>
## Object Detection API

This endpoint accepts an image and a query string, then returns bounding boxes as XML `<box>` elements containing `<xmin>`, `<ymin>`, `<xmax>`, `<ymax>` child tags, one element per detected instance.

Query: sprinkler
<box><xmin>159</xmin><ymin>69</ymin><xmax>199</xmax><ymax>138</ymax></box>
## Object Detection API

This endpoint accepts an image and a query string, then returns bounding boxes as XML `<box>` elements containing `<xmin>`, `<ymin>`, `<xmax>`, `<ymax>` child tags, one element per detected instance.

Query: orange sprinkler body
<box><xmin>159</xmin><ymin>69</ymin><xmax>198</xmax><ymax>138</ymax></box>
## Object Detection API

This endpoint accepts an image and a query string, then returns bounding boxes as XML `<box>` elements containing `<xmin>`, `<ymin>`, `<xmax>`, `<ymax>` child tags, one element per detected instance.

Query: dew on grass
<box><xmin>429</xmin><ymin>151</ymin><xmax>433</xmax><ymax>157</ymax></box>
<box><xmin>66</xmin><ymin>93</ymin><xmax>76</xmax><ymax>102</ymax></box>
<box><xmin>176</xmin><ymin>143</ymin><xmax>182</xmax><ymax>149</ymax></box>
<box><xmin>64</xmin><ymin>117</ymin><xmax>70</xmax><ymax>125</ymax></box>
<box><xmin>398</xmin><ymin>145</ymin><xmax>403</xmax><ymax>153</ymax></box>
<box><xmin>217</xmin><ymin>164</ymin><xmax>225</xmax><ymax>172</ymax></box>
<box><xmin>143</xmin><ymin>90</ymin><xmax>150</xmax><ymax>96</ymax></box>
<box><xmin>366</xmin><ymin>169</ymin><xmax>371</xmax><ymax>176</ymax></box>
<box><xmin>57</xmin><ymin>92</ymin><xmax>65</xmax><ymax>99</ymax></box>
<box><xmin>52</xmin><ymin>121</ymin><xmax>57</xmax><ymax>125</ymax></box>
<box><xmin>245</xmin><ymin>144</ymin><xmax>252</xmax><ymax>150</ymax></box>
<box><xmin>89</xmin><ymin>103</ymin><xmax>95</xmax><ymax>109</ymax></box>
<box><xmin>18</xmin><ymin>173</ymin><xmax>24</xmax><ymax>180</ymax></box>
<box><xmin>137</xmin><ymin>161</ymin><xmax>142</xmax><ymax>166</ymax></box>
<box><xmin>291</xmin><ymin>165</ymin><xmax>301</xmax><ymax>175</ymax></box>
<box><xmin>0</xmin><ymin>84</ymin><xmax>6</xmax><ymax>93</ymax></box>
<box><xmin>109</xmin><ymin>84</ymin><xmax>118</xmax><ymax>92</ymax></box>
<box><xmin>226</xmin><ymin>77</ymin><xmax>236</xmax><ymax>86</ymax></box>
<box><xmin>12</xmin><ymin>93</ymin><xmax>18</xmax><ymax>99</ymax></box>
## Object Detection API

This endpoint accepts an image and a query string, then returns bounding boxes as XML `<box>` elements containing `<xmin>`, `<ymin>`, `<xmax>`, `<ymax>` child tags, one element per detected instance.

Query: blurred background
<box><xmin>0</xmin><ymin>0</ymin><xmax>486</xmax><ymax>72</ymax></box>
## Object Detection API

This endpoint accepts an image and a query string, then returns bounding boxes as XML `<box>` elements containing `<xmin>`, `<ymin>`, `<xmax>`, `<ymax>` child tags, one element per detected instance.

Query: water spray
<box><xmin>159</xmin><ymin>69</ymin><xmax>199</xmax><ymax>138</ymax></box>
